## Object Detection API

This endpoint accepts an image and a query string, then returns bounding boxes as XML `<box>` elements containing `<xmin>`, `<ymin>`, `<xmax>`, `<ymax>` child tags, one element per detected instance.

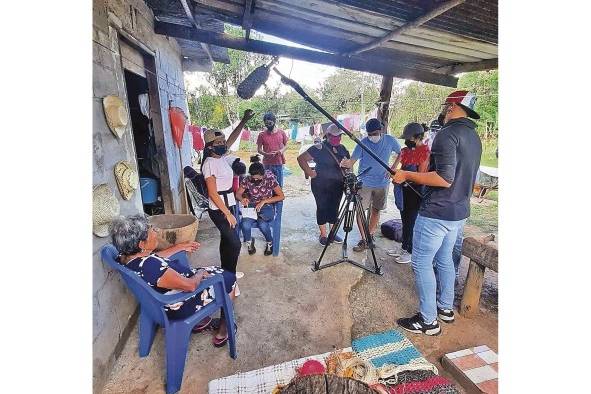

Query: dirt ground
<box><xmin>101</xmin><ymin>175</ymin><xmax>498</xmax><ymax>394</ymax></box>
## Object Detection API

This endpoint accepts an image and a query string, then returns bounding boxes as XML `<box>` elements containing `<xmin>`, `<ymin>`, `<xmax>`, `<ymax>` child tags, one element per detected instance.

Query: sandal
<box><xmin>212</xmin><ymin>323</ymin><xmax>237</xmax><ymax>348</ymax></box>
<box><xmin>192</xmin><ymin>316</ymin><xmax>212</xmax><ymax>333</ymax></box>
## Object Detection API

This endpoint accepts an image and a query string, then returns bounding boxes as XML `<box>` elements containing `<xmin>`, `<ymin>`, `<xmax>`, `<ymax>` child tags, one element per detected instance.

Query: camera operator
<box><xmin>297</xmin><ymin>124</ymin><xmax>350</xmax><ymax>246</ymax></box>
<box><xmin>341</xmin><ymin>118</ymin><xmax>401</xmax><ymax>252</ymax></box>
<box><xmin>391</xmin><ymin>91</ymin><xmax>482</xmax><ymax>336</ymax></box>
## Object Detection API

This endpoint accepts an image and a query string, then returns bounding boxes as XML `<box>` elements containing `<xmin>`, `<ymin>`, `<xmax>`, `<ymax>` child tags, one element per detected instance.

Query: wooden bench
<box><xmin>459</xmin><ymin>234</ymin><xmax>498</xmax><ymax>317</ymax></box>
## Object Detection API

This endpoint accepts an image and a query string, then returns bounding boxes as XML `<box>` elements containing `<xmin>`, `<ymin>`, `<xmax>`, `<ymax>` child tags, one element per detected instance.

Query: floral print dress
<box><xmin>122</xmin><ymin>254</ymin><xmax>236</xmax><ymax>320</ymax></box>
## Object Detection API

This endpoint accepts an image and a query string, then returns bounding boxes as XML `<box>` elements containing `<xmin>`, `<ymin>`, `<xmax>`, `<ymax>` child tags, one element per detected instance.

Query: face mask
<box><xmin>265</xmin><ymin>121</ymin><xmax>275</xmax><ymax>131</ymax></box>
<box><xmin>251</xmin><ymin>178</ymin><xmax>263</xmax><ymax>185</ymax></box>
<box><xmin>328</xmin><ymin>135</ymin><xmax>341</xmax><ymax>146</ymax></box>
<box><xmin>405</xmin><ymin>140</ymin><xmax>416</xmax><ymax>148</ymax></box>
<box><xmin>211</xmin><ymin>144</ymin><xmax>227</xmax><ymax>156</ymax></box>
<box><xmin>368</xmin><ymin>134</ymin><xmax>381</xmax><ymax>143</ymax></box>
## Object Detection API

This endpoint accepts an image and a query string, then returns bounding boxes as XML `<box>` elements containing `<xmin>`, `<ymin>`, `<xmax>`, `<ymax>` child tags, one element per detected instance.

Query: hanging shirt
<box><xmin>202</xmin><ymin>156</ymin><xmax>236</xmax><ymax>209</ymax></box>
<box><xmin>351</xmin><ymin>134</ymin><xmax>401</xmax><ymax>188</ymax></box>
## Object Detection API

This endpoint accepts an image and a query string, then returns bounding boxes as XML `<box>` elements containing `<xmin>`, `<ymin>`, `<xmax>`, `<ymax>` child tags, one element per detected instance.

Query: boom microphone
<box><xmin>236</xmin><ymin>57</ymin><xmax>278</xmax><ymax>100</ymax></box>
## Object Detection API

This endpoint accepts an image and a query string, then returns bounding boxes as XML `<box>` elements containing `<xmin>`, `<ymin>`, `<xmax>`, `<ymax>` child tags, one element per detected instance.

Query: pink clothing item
<box><xmin>257</xmin><ymin>129</ymin><xmax>288</xmax><ymax>165</ymax></box>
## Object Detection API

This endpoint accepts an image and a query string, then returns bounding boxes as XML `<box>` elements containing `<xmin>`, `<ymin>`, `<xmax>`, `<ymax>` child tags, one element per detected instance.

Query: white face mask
<box><xmin>368</xmin><ymin>135</ymin><xmax>381</xmax><ymax>143</ymax></box>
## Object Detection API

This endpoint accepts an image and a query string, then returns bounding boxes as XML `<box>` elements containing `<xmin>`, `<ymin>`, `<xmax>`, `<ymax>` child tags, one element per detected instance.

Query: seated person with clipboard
<box><xmin>236</xmin><ymin>155</ymin><xmax>285</xmax><ymax>256</ymax></box>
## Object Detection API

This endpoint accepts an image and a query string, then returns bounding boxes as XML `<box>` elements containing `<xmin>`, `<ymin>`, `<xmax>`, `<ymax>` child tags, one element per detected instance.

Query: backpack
<box><xmin>380</xmin><ymin>219</ymin><xmax>403</xmax><ymax>242</ymax></box>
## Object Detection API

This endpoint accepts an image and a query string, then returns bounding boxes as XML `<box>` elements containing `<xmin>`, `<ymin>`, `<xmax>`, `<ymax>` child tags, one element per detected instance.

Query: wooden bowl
<box><xmin>148</xmin><ymin>214</ymin><xmax>198</xmax><ymax>250</ymax></box>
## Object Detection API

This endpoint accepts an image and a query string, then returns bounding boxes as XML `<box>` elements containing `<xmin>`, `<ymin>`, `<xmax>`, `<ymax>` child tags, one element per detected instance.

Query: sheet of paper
<box><xmin>241</xmin><ymin>207</ymin><xmax>258</xmax><ymax>220</ymax></box>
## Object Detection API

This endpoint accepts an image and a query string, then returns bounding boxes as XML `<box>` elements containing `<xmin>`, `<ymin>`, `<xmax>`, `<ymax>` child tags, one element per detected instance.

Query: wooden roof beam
<box><xmin>178</xmin><ymin>0</ymin><xmax>214</xmax><ymax>64</ymax></box>
<box><xmin>154</xmin><ymin>21</ymin><xmax>458</xmax><ymax>87</ymax></box>
<box><xmin>242</xmin><ymin>0</ymin><xmax>255</xmax><ymax>40</ymax></box>
<box><xmin>343</xmin><ymin>0</ymin><xmax>466</xmax><ymax>56</ymax></box>
<box><xmin>435</xmin><ymin>58</ymin><xmax>498</xmax><ymax>75</ymax></box>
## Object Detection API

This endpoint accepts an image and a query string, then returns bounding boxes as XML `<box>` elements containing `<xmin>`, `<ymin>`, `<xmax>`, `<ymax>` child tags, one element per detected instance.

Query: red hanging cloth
<box><xmin>188</xmin><ymin>125</ymin><xmax>204</xmax><ymax>150</ymax></box>
<box><xmin>169</xmin><ymin>107</ymin><xmax>187</xmax><ymax>148</ymax></box>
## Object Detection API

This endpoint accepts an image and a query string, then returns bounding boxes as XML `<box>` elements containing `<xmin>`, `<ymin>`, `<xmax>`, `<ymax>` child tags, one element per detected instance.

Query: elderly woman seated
<box><xmin>110</xmin><ymin>214</ymin><xmax>237</xmax><ymax>347</ymax></box>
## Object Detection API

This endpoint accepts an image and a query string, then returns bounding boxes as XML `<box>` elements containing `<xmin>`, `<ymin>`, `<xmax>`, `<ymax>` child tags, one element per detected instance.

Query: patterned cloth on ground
<box><xmin>207</xmin><ymin>348</ymin><xmax>352</xmax><ymax>394</ymax></box>
<box><xmin>352</xmin><ymin>329</ymin><xmax>439</xmax><ymax>384</ymax></box>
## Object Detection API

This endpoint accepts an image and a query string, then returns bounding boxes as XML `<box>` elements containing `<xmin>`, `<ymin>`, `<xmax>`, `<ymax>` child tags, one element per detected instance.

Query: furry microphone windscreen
<box><xmin>237</xmin><ymin>64</ymin><xmax>271</xmax><ymax>99</ymax></box>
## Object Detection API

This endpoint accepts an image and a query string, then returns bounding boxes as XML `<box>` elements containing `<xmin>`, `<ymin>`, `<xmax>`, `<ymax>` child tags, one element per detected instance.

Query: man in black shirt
<box><xmin>391</xmin><ymin>91</ymin><xmax>482</xmax><ymax>336</ymax></box>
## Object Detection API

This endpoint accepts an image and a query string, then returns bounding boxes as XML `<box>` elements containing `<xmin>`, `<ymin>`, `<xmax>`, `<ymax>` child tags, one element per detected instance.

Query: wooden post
<box><xmin>460</xmin><ymin>259</ymin><xmax>486</xmax><ymax>317</ymax></box>
<box><xmin>377</xmin><ymin>75</ymin><xmax>394</xmax><ymax>128</ymax></box>
<box><xmin>459</xmin><ymin>235</ymin><xmax>498</xmax><ymax>317</ymax></box>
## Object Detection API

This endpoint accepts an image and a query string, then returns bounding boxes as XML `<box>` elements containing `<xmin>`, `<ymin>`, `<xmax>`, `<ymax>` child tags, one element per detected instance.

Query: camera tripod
<box><xmin>312</xmin><ymin>182</ymin><xmax>383</xmax><ymax>275</ymax></box>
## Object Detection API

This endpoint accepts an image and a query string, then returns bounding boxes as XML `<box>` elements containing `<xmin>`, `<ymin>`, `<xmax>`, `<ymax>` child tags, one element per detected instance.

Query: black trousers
<box><xmin>311</xmin><ymin>178</ymin><xmax>344</xmax><ymax>226</ymax></box>
<box><xmin>208</xmin><ymin>207</ymin><xmax>241</xmax><ymax>273</ymax></box>
<box><xmin>401</xmin><ymin>184</ymin><xmax>422</xmax><ymax>253</ymax></box>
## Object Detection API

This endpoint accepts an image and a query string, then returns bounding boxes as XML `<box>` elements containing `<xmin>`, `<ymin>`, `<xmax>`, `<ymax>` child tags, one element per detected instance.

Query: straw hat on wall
<box><xmin>103</xmin><ymin>95</ymin><xmax>129</xmax><ymax>138</ymax></box>
<box><xmin>114</xmin><ymin>161</ymin><xmax>139</xmax><ymax>200</ymax></box>
<box><xmin>93</xmin><ymin>184</ymin><xmax>120</xmax><ymax>237</ymax></box>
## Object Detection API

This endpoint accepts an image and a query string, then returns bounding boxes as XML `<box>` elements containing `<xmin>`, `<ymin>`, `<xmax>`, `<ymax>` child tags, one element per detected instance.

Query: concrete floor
<box><xmin>102</xmin><ymin>177</ymin><xmax>498</xmax><ymax>394</ymax></box>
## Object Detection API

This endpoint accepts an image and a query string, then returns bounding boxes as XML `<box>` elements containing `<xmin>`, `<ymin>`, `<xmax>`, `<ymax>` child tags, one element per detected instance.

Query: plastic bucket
<box><xmin>140</xmin><ymin>177</ymin><xmax>158</xmax><ymax>204</ymax></box>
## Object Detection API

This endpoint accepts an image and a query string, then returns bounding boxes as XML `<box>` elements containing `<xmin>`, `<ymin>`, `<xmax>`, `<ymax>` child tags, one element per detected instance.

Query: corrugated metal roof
<box><xmin>147</xmin><ymin>0</ymin><xmax>497</xmax><ymax>84</ymax></box>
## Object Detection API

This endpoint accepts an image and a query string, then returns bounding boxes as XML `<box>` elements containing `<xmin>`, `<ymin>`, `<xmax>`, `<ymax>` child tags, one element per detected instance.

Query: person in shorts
<box><xmin>341</xmin><ymin>118</ymin><xmax>401</xmax><ymax>251</ymax></box>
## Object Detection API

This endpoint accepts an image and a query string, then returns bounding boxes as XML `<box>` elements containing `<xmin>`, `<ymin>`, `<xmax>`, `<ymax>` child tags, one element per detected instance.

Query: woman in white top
<box><xmin>201</xmin><ymin>109</ymin><xmax>254</xmax><ymax>273</ymax></box>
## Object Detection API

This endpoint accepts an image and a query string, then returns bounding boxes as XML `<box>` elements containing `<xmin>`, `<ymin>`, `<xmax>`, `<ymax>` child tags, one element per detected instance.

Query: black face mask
<box><xmin>211</xmin><ymin>145</ymin><xmax>227</xmax><ymax>156</ymax></box>
<box><xmin>405</xmin><ymin>140</ymin><xmax>417</xmax><ymax>148</ymax></box>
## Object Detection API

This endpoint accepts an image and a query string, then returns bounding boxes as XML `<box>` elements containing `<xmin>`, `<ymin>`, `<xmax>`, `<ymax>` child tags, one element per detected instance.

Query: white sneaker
<box><xmin>386</xmin><ymin>249</ymin><xmax>401</xmax><ymax>257</ymax></box>
<box><xmin>396</xmin><ymin>251</ymin><xmax>411</xmax><ymax>264</ymax></box>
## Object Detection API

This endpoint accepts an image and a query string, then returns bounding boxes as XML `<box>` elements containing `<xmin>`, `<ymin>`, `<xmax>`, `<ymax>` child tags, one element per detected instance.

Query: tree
<box><xmin>387</xmin><ymin>70</ymin><xmax>498</xmax><ymax>140</ymax></box>
<box><xmin>317</xmin><ymin>69</ymin><xmax>382</xmax><ymax>117</ymax></box>
<box><xmin>206</xmin><ymin>25</ymin><xmax>271</xmax><ymax>125</ymax></box>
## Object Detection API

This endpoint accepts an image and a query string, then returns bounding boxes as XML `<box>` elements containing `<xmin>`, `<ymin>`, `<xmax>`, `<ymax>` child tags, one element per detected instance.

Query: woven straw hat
<box><xmin>93</xmin><ymin>184</ymin><xmax>120</xmax><ymax>237</ymax></box>
<box><xmin>103</xmin><ymin>95</ymin><xmax>129</xmax><ymax>138</ymax></box>
<box><xmin>114</xmin><ymin>161</ymin><xmax>139</xmax><ymax>200</ymax></box>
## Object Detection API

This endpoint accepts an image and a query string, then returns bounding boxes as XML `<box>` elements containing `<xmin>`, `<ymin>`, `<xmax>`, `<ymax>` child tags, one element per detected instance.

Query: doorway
<box><xmin>123</xmin><ymin>69</ymin><xmax>165</xmax><ymax>215</ymax></box>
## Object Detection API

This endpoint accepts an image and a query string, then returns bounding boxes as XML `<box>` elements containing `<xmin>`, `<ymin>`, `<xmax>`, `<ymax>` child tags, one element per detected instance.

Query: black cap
<box><xmin>400</xmin><ymin>122</ymin><xmax>425</xmax><ymax>139</ymax></box>
<box><xmin>365</xmin><ymin>118</ymin><xmax>383</xmax><ymax>133</ymax></box>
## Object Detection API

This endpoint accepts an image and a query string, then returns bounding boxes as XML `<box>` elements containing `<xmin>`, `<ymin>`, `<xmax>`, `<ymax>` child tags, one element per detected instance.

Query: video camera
<box><xmin>343</xmin><ymin>166</ymin><xmax>371</xmax><ymax>194</ymax></box>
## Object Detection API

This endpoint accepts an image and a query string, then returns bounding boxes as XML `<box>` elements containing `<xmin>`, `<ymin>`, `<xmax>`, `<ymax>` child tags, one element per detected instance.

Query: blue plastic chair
<box><xmin>100</xmin><ymin>245</ymin><xmax>237</xmax><ymax>394</ymax></box>
<box><xmin>233</xmin><ymin>201</ymin><xmax>282</xmax><ymax>256</ymax></box>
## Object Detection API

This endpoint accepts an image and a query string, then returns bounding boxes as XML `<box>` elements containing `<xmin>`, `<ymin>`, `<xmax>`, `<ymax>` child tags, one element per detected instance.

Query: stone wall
<box><xmin>93</xmin><ymin>0</ymin><xmax>194</xmax><ymax>391</ymax></box>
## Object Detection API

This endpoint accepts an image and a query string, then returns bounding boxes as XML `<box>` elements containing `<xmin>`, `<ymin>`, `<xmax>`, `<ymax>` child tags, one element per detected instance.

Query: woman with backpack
<box><xmin>201</xmin><ymin>109</ymin><xmax>254</xmax><ymax>275</ymax></box>
<box><xmin>236</xmin><ymin>155</ymin><xmax>285</xmax><ymax>256</ymax></box>
<box><xmin>390</xmin><ymin>122</ymin><xmax>430</xmax><ymax>264</ymax></box>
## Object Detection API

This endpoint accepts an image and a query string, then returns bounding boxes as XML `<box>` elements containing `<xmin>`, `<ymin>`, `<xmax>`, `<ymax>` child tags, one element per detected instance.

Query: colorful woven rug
<box><xmin>352</xmin><ymin>329</ymin><xmax>459</xmax><ymax>393</ymax></box>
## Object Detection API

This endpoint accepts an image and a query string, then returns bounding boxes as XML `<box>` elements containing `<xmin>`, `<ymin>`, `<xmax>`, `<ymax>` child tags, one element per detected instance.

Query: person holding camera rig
<box><xmin>340</xmin><ymin>118</ymin><xmax>401</xmax><ymax>252</ymax></box>
<box><xmin>391</xmin><ymin>91</ymin><xmax>482</xmax><ymax>336</ymax></box>
<box><xmin>297</xmin><ymin>124</ymin><xmax>350</xmax><ymax>246</ymax></box>
<box><xmin>201</xmin><ymin>109</ymin><xmax>255</xmax><ymax>275</ymax></box>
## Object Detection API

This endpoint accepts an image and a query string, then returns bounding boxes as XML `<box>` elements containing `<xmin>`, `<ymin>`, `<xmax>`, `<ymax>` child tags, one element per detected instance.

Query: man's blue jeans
<box><xmin>411</xmin><ymin>214</ymin><xmax>466</xmax><ymax>323</ymax></box>
<box><xmin>452</xmin><ymin>222</ymin><xmax>465</xmax><ymax>278</ymax></box>
<box><xmin>266</xmin><ymin>164</ymin><xmax>284</xmax><ymax>187</ymax></box>
<box><xmin>241</xmin><ymin>217</ymin><xmax>273</xmax><ymax>243</ymax></box>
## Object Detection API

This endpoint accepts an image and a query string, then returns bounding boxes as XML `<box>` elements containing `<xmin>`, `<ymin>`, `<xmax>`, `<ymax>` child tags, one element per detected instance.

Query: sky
<box><xmin>184</xmin><ymin>31</ymin><xmax>343</xmax><ymax>94</ymax></box>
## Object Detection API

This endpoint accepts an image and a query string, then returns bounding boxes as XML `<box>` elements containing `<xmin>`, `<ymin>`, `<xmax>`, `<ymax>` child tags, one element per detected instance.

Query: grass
<box><xmin>468</xmin><ymin>199</ymin><xmax>498</xmax><ymax>234</ymax></box>
<box><xmin>480</xmin><ymin>139</ymin><xmax>498</xmax><ymax>168</ymax></box>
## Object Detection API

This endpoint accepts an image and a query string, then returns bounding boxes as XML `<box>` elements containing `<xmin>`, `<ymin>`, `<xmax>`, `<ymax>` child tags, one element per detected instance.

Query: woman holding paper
<box><xmin>236</xmin><ymin>155</ymin><xmax>285</xmax><ymax>256</ymax></box>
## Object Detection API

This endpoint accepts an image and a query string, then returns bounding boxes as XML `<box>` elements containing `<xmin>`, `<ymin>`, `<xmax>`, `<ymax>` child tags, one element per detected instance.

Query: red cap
<box><xmin>444</xmin><ymin>90</ymin><xmax>480</xmax><ymax>119</ymax></box>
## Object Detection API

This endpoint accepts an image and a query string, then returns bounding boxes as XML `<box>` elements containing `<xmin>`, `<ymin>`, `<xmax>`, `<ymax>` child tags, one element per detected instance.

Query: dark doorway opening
<box><xmin>123</xmin><ymin>69</ymin><xmax>164</xmax><ymax>215</ymax></box>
